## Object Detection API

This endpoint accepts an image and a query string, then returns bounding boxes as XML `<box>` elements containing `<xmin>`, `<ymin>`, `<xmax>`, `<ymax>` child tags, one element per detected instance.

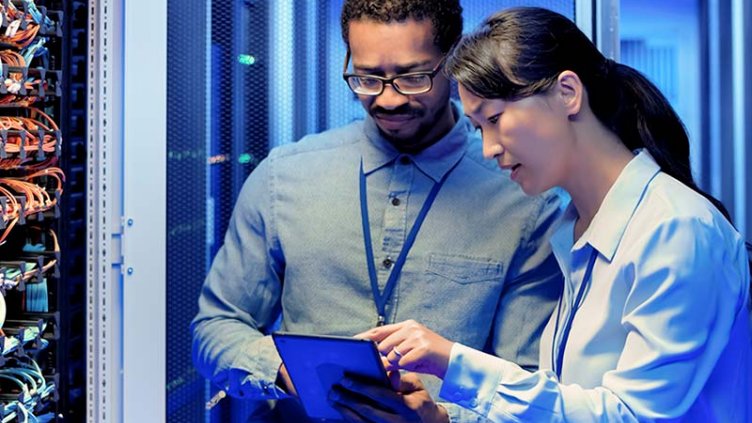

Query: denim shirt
<box><xmin>191</xmin><ymin>103</ymin><xmax>563</xmax><ymax>421</ymax></box>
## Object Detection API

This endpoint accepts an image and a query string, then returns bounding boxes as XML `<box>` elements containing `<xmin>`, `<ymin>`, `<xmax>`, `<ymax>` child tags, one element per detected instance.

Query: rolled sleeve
<box><xmin>191</xmin><ymin>158</ymin><xmax>288</xmax><ymax>399</ymax></box>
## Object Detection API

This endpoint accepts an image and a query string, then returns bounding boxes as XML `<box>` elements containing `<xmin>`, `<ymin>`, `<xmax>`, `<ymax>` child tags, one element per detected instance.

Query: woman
<box><xmin>349</xmin><ymin>7</ymin><xmax>751</xmax><ymax>422</ymax></box>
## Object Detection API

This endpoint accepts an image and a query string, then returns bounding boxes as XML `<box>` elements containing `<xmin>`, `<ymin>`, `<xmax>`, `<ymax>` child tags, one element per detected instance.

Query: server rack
<box><xmin>0</xmin><ymin>0</ymin><xmax>87</xmax><ymax>421</ymax></box>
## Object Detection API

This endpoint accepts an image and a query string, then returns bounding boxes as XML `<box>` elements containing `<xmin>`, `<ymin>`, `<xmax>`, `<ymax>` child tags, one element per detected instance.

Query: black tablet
<box><xmin>272</xmin><ymin>332</ymin><xmax>391</xmax><ymax>420</ymax></box>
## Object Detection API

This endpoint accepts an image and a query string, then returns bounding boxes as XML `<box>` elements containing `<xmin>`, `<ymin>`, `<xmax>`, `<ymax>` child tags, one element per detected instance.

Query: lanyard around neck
<box><xmin>359</xmin><ymin>158</ymin><xmax>454</xmax><ymax>326</ymax></box>
<box><xmin>551</xmin><ymin>248</ymin><xmax>599</xmax><ymax>379</ymax></box>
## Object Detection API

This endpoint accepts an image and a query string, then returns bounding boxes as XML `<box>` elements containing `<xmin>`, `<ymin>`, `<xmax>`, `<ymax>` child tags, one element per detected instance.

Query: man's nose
<box><xmin>373</xmin><ymin>83</ymin><xmax>409</xmax><ymax>110</ymax></box>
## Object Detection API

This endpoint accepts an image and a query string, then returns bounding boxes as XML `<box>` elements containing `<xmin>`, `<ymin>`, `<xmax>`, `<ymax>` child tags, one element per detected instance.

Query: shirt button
<box><xmin>399</xmin><ymin>156</ymin><xmax>410</xmax><ymax>165</ymax></box>
<box><xmin>382</xmin><ymin>258</ymin><xmax>393</xmax><ymax>269</ymax></box>
<box><xmin>391</xmin><ymin>197</ymin><xmax>401</xmax><ymax>206</ymax></box>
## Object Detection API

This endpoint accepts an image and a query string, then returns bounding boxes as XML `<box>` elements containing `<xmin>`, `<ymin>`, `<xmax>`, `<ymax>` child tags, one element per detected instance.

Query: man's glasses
<box><xmin>342</xmin><ymin>50</ymin><xmax>445</xmax><ymax>96</ymax></box>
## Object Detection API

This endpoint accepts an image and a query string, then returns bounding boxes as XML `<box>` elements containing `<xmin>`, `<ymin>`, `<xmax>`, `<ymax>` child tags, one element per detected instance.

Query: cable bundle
<box><xmin>0</xmin><ymin>108</ymin><xmax>60</xmax><ymax>169</ymax></box>
<box><xmin>0</xmin><ymin>6</ymin><xmax>39</xmax><ymax>50</ymax></box>
<box><xmin>0</xmin><ymin>356</ymin><xmax>55</xmax><ymax>422</ymax></box>
<box><xmin>0</xmin><ymin>318</ymin><xmax>50</xmax><ymax>356</ymax></box>
<box><xmin>0</xmin><ymin>321</ymin><xmax>56</xmax><ymax>423</ymax></box>
<box><xmin>0</xmin><ymin>0</ymin><xmax>54</xmax><ymax>50</ymax></box>
<box><xmin>0</xmin><ymin>49</ymin><xmax>25</xmax><ymax>91</ymax></box>
<box><xmin>0</xmin><ymin>167</ymin><xmax>63</xmax><ymax>245</ymax></box>
<box><xmin>0</xmin><ymin>38</ymin><xmax>51</xmax><ymax>106</ymax></box>
<box><xmin>0</xmin><ymin>2</ymin><xmax>61</xmax><ymax>418</ymax></box>
<box><xmin>0</xmin><ymin>226</ymin><xmax>58</xmax><ymax>310</ymax></box>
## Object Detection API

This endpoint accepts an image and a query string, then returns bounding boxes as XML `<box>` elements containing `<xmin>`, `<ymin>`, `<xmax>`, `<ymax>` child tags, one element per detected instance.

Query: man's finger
<box><xmin>336</xmin><ymin>378</ymin><xmax>405</xmax><ymax>411</ymax></box>
<box><xmin>330</xmin><ymin>384</ymin><xmax>400</xmax><ymax>422</ymax></box>
<box><xmin>330</xmin><ymin>402</ymin><xmax>366</xmax><ymax>423</ymax></box>
<box><xmin>341</xmin><ymin>401</ymin><xmax>397</xmax><ymax>423</ymax></box>
<box><xmin>396</xmin><ymin>372</ymin><xmax>424</xmax><ymax>393</ymax></box>
<box><xmin>387</xmin><ymin>370</ymin><xmax>401</xmax><ymax>391</ymax></box>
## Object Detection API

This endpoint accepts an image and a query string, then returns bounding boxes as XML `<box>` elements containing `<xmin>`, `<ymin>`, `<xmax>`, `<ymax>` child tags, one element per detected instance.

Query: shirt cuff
<box><xmin>439</xmin><ymin>343</ymin><xmax>505</xmax><ymax>417</ymax></box>
<box><xmin>440</xmin><ymin>400</ymin><xmax>490</xmax><ymax>423</ymax></box>
<box><xmin>219</xmin><ymin>335</ymin><xmax>290</xmax><ymax>400</ymax></box>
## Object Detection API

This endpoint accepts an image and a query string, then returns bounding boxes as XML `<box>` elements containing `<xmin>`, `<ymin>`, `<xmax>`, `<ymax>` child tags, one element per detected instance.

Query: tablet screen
<box><xmin>272</xmin><ymin>332</ymin><xmax>391</xmax><ymax>420</ymax></box>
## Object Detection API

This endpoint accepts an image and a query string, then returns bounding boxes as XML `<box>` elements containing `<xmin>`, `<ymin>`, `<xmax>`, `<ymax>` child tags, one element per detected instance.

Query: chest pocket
<box><xmin>426</xmin><ymin>253</ymin><xmax>504</xmax><ymax>284</ymax></box>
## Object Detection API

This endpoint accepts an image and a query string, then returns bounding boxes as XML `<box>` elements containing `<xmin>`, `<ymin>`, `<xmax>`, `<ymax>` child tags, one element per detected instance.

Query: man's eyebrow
<box><xmin>352</xmin><ymin>60</ymin><xmax>434</xmax><ymax>74</ymax></box>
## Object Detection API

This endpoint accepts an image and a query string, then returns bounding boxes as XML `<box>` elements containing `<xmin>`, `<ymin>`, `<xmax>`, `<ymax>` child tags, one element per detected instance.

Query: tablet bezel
<box><xmin>272</xmin><ymin>332</ymin><xmax>391</xmax><ymax>420</ymax></box>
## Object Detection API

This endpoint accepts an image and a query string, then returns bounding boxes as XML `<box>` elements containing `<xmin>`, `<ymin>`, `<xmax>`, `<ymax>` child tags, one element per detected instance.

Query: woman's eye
<box><xmin>487</xmin><ymin>114</ymin><xmax>501</xmax><ymax>124</ymax></box>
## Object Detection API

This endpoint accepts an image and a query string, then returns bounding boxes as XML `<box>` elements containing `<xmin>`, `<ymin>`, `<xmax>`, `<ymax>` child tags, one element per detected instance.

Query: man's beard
<box><xmin>370</xmin><ymin>101</ymin><xmax>450</xmax><ymax>153</ymax></box>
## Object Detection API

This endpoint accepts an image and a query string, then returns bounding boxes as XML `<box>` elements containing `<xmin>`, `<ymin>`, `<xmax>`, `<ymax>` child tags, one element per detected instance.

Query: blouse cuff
<box><xmin>439</xmin><ymin>343</ymin><xmax>506</xmax><ymax>417</ymax></box>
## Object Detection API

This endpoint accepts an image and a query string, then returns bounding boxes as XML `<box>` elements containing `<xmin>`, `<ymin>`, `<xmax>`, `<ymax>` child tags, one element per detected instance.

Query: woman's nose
<box><xmin>482</xmin><ymin>135</ymin><xmax>504</xmax><ymax>160</ymax></box>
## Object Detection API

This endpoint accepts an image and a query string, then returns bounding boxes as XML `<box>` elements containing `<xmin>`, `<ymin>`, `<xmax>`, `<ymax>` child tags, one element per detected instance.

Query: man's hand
<box><xmin>276</xmin><ymin>363</ymin><xmax>298</xmax><ymax>396</ymax></box>
<box><xmin>329</xmin><ymin>372</ymin><xmax>449</xmax><ymax>422</ymax></box>
<box><xmin>356</xmin><ymin>320</ymin><xmax>454</xmax><ymax>378</ymax></box>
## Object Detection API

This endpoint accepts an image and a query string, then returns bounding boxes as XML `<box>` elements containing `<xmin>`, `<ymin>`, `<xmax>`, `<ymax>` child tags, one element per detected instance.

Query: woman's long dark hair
<box><xmin>445</xmin><ymin>6</ymin><xmax>731</xmax><ymax>222</ymax></box>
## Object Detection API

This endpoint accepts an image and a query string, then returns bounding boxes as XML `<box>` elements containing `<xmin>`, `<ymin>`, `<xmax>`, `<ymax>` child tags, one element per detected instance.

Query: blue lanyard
<box><xmin>551</xmin><ymin>248</ymin><xmax>599</xmax><ymax>379</ymax></box>
<box><xmin>359</xmin><ymin>158</ymin><xmax>455</xmax><ymax>326</ymax></box>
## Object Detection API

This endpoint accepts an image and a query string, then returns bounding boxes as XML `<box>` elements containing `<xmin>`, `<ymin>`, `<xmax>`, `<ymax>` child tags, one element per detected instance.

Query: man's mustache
<box><xmin>370</xmin><ymin>105</ymin><xmax>421</xmax><ymax>117</ymax></box>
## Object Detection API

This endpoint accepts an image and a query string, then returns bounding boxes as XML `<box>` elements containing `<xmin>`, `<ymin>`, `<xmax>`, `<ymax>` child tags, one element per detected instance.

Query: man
<box><xmin>192</xmin><ymin>0</ymin><xmax>563</xmax><ymax>421</ymax></box>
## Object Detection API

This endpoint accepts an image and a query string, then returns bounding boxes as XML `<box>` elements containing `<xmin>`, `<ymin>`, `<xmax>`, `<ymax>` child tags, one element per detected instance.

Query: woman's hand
<box><xmin>356</xmin><ymin>320</ymin><xmax>454</xmax><ymax>379</ymax></box>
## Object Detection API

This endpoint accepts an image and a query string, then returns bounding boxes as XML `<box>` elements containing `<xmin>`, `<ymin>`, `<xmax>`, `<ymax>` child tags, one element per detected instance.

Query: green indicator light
<box><xmin>238</xmin><ymin>54</ymin><xmax>256</xmax><ymax>66</ymax></box>
<box><xmin>238</xmin><ymin>153</ymin><xmax>253</xmax><ymax>164</ymax></box>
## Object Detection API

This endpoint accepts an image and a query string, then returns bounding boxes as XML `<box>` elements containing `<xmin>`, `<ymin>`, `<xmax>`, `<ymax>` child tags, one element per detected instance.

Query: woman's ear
<box><xmin>555</xmin><ymin>70</ymin><xmax>584</xmax><ymax>120</ymax></box>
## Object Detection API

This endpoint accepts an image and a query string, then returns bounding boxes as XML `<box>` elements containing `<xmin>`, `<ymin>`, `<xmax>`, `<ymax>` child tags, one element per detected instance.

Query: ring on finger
<box><xmin>392</xmin><ymin>347</ymin><xmax>404</xmax><ymax>359</ymax></box>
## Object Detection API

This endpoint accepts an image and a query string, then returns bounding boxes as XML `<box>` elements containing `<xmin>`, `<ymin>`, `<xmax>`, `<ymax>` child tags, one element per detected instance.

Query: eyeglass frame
<box><xmin>341</xmin><ymin>50</ymin><xmax>447</xmax><ymax>96</ymax></box>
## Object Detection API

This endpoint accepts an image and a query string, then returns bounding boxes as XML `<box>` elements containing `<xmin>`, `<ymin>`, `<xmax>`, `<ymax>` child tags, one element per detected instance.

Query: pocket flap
<box><xmin>426</xmin><ymin>254</ymin><xmax>504</xmax><ymax>284</ymax></box>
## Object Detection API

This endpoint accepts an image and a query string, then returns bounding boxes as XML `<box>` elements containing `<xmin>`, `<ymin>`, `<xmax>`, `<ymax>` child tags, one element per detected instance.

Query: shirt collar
<box><xmin>562</xmin><ymin>150</ymin><xmax>661</xmax><ymax>261</ymax></box>
<box><xmin>549</xmin><ymin>205</ymin><xmax>578</xmax><ymax>277</ymax></box>
<box><xmin>360</xmin><ymin>101</ymin><xmax>470</xmax><ymax>182</ymax></box>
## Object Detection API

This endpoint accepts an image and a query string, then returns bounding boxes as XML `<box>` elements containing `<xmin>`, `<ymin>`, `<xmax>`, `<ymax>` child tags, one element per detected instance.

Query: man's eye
<box><xmin>398</xmin><ymin>76</ymin><xmax>427</xmax><ymax>86</ymax></box>
<box><xmin>359</xmin><ymin>78</ymin><xmax>381</xmax><ymax>88</ymax></box>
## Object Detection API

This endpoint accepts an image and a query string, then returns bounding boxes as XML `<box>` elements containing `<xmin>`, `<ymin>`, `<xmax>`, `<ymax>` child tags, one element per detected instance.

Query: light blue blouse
<box><xmin>440</xmin><ymin>150</ymin><xmax>752</xmax><ymax>422</ymax></box>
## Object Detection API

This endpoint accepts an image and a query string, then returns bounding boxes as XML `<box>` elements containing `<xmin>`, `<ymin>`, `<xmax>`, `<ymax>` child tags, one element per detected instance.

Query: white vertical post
<box><xmin>269</xmin><ymin>1</ymin><xmax>295</xmax><ymax>147</ymax></box>
<box><xmin>306</xmin><ymin>3</ymin><xmax>320</xmax><ymax>135</ymax></box>
<box><xmin>595</xmin><ymin>0</ymin><xmax>620</xmax><ymax>60</ymax></box>
<box><xmin>122</xmin><ymin>0</ymin><xmax>168</xmax><ymax>421</ymax></box>
<box><xmin>708</xmin><ymin>0</ymin><xmax>722</xmax><ymax>198</ymax></box>
<box><xmin>575</xmin><ymin>0</ymin><xmax>594</xmax><ymax>41</ymax></box>
<box><xmin>87</xmin><ymin>0</ymin><xmax>124</xmax><ymax>421</ymax></box>
<box><xmin>731</xmin><ymin>0</ymin><xmax>747</xmax><ymax>237</ymax></box>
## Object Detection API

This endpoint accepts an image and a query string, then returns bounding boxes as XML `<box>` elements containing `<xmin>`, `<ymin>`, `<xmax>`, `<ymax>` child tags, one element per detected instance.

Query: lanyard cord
<box><xmin>359</xmin><ymin>158</ymin><xmax>457</xmax><ymax>326</ymax></box>
<box><xmin>552</xmin><ymin>248</ymin><xmax>599</xmax><ymax>379</ymax></box>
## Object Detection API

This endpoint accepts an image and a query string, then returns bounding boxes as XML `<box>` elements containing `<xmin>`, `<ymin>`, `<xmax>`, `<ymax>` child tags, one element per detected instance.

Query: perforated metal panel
<box><xmin>166</xmin><ymin>0</ymin><xmax>273</xmax><ymax>421</ymax></box>
<box><xmin>165</xmin><ymin>0</ymin><xmax>208</xmax><ymax>421</ymax></box>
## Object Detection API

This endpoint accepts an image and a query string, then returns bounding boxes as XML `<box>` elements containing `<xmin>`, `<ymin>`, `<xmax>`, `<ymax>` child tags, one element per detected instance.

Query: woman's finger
<box><xmin>354</xmin><ymin>322</ymin><xmax>404</xmax><ymax>342</ymax></box>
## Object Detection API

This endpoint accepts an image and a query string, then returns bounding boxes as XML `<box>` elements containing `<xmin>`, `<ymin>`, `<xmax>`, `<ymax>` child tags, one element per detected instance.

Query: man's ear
<box><xmin>555</xmin><ymin>70</ymin><xmax>584</xmax><ymax>120</ymax></box>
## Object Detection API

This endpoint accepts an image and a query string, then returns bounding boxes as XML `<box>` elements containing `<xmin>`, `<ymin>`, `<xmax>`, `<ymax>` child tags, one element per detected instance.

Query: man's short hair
<box><xmin>340</xmin><ymin>0</ymin><xmax>463</xmax><ymax>54</ymax></box>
